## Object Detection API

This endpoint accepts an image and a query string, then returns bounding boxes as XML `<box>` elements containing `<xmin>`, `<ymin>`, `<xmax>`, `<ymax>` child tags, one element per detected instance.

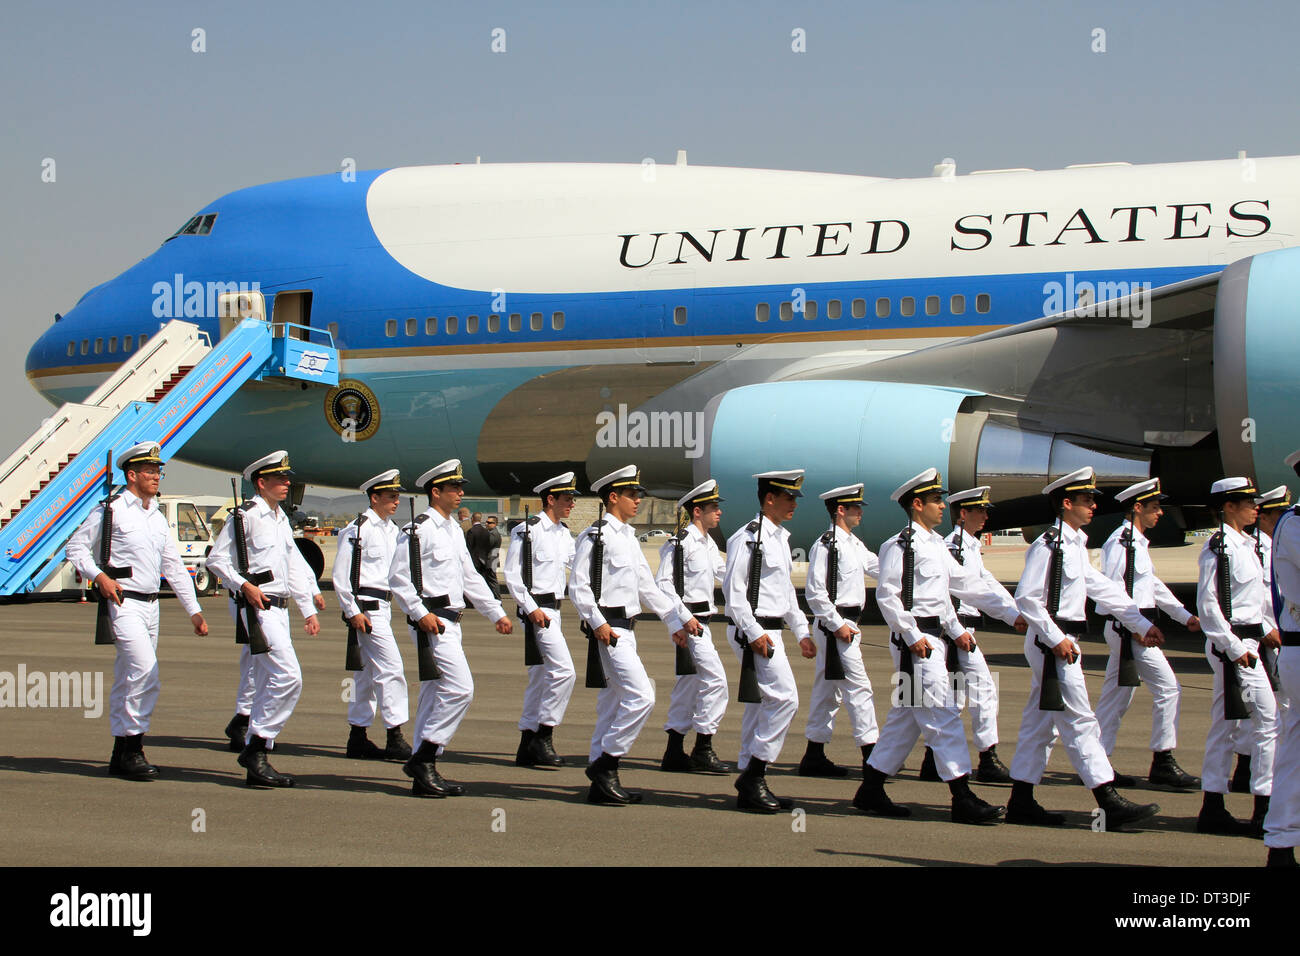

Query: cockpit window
<box><xmin>166</xmin><ymin>213</ymin><xmax>217</xmax><ymax>241</ymax></box>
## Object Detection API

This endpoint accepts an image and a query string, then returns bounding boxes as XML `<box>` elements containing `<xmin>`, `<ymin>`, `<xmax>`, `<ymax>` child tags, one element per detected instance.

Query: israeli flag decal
<box><xmin>296</xmin><ymin>350</ymin><xmax>331</xmax><ymax>377</ymax></box>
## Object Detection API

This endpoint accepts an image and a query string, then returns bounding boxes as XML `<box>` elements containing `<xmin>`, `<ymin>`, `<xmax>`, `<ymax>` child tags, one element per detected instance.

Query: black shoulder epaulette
<box><xmin>1207</xmin><ymin>530</ymin><xmax>1224</xmax><ymax>549</ymax></box>
<box><xmin>746</xmin><ymin>520</ymin><xmax>760</xmax><ymax>533</ymax></box>
<box><xmin>676</xmin><ymin>528</ymin><xmax>689</xmax><ymax>541</ymax></box>
<box><xmin>1292</xmin><ymin>505</ymin><xmax>1300</xmax><ymax>516</ymax></box>
<box><xmin>819</xmin><ymin>530</ymin><xmax>835</xmax><ymax>546</ymax></box>
<box><xmin>239</xmin><ymin>499</ymin><xmax>257</xmax><ymax>512</ymax></box>
<box><xmin>1042</xmin><ymin>527</ymin><xmax>1060</xmax><ymax>544</ymax></box>
<box><xmin>527</xmin><ymin>515</ymin><xmax>541</xmax><ymax>526</ymax></box>
<box><xmin>900</xmin><ymin>526</ymin><xmax>914</xmax><ymax>543</ymax></box>
<box><xmin>354</xmin><ymin>513</ymin><xmax>368</xmax><ymax>529</ymax></box>
<box><xmin>560</xmin><ymin>520</ymin><xmax>569</xmax><ymax>529</ymax></box>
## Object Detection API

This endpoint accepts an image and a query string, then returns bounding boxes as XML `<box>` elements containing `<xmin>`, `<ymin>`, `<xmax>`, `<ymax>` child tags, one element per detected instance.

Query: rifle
<box><xmin>736</xmin><ymin>516</ymin><xmax>765</xmax><ymax>703</ymax></box>
<box><xmin>671</xmin><ymin>512</ymin><xmax>697</xmax><ymax>677</ymax></box>
<box><xmin>1255</xmin><ymin>526</ymin><xmax>1281</xmax><ymax>690</ymax></box>
<box><xmin>230</xmin><ymin>478</ymin><xmax>271</xmax><ymax>655</ymax></box>
<box><xmin>407</xmin><ymin>497</ymin><xmax>442</xmax><ymax>681</ymax></box>
<box><xmin>520</xmin><ymin>506</ymin><xmax>544</xmax><ymax>667</ymax></box>
<box><xmin>342</xmin><ymin>512</ymin><xmax>368</xmax><ymax>671</ymax></box>
<box><xmin>93</xmin><ymin>451</ymin><xmax>130</xmax><ymax>645</ymax></box>
<box><xmin>1211</xmin><ymin>521</ymin><xmax>1251</xmax><ymax>719</ymax></box>
<box><xmin>822</xmin><ymin>525</ymin><xmax>846</xmax><ymax>681</ymax></box>
<box><xmin>583</xmin><ymin>503</ymin><xmax>611</xmax><ymax>689</ymax></box>
<box><xmin>1115</xmin><ymin>520</ymin><xmax>1141</xmax><ymax>687</ymax></box>
<box><xmin>1035</xmin><ymin>519</ymin><xmax>1066</xmax><ymax>711</ymax></box>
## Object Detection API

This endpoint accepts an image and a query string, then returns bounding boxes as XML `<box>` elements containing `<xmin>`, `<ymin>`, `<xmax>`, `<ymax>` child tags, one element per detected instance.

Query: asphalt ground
<box><xmin>0</xmin><ymin>539</ymin><xmax>1272</xmax><ymax>867</ymax></box>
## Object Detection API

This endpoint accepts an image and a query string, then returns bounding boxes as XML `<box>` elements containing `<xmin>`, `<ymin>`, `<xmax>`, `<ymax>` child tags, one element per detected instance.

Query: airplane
<box><xmin>23</xmin><ymin>154</ymin><xmax>1300</xmax><ymax>548</ymax></box>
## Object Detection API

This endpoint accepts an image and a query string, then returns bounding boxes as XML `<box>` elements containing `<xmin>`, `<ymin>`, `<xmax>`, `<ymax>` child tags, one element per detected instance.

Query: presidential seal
<box><xmin>325</xmin><ymin>380</ymin><xmax>380</xmax><ymax>441</ymax></box>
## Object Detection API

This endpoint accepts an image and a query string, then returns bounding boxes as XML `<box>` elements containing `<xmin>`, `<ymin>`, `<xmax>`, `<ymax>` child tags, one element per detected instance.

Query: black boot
<box><xmin>586</xmin><ymin>752</ymin><xmax>641</xmax><ymax>804</ymax></box>
<box><xmin>109</xmin><ymin>736</ymin><xmax>125</xmax><ymax>775</ymax></box>
<box><xmin>529</xmin><ymin>724</ymin><xmax>565</xmax><ymax>768</ymax></box>
<box><xmin>1250</xmin><ymin>795</ymin><xmax>1270</xmax><ymax>839</ymax></box>
<box><xmin>853</xmin><ymin>765</ymin><xmax>911</xmax><ymax>817</ymax></box>
<box><xmin>1230</xmin><ymin>753</ymin><xmax>1252</xmax><ymax>793</ymax></box>
<box><xmin>238</xmin><ymin>735</ymin><xmax>294</xmax><ymax>788</ymax></box>
<box><xmin>224</xmin><ymin>713</ymin><xmax>249</xmax><ymax>753</ymax></box>
<box><xmin>1093</xmin><ymin>782</ymin><xmax>1159</xmax><ymax>830</ymax></box>
<box><xmin>1006</xmin><ymin>781</ymin><xmax>1065</xmax><ymax>826</ymax></box>
<box><xmin>404</xmin><ymin>742</ymin><xmax>464</xmax><ymax>797</ymax></box>
<box><xmin>799</xmin><ymin>740</ymin><xmax>847</xmax><ymax>778</ymax></box>
<box><xmin>384</xmin><ymin>726</ymin><xmax>412</xmax><ymax>761</ymax></box>
<box><xmin>974</xmin><ymin>745</ymin><xmax>1012</xmax><ymax>784</ymax></box>
<box><xmin>1148</xmin><ymin>750</ymin><xmax>1200</xmax><ymax>790</ymax></box>
<box><xmin>690</xmin><ymin>733</ymin><xmax>729</xmax><ymax>774</ymax></box>
<box><xmin>1267</xmin><ymin>846</ymin><xmax>1298</xmax><ymax>868</ymax></box>
<box><xmin>860</xmin><ymin>742</ymin><xmax>875</xmax><ymax>778</ymax></box>
<box><xmin>1197</xmin><ymin>791</ymin><xmax>1252</xmax><ymax>836</ymax></box>
<box><xmin>661</xmin><ymin>730</ymin><xmax>694</xmax><ymax>772</ymax></box>
<box><xmin>734</xmin><ymin>759</ymin><xmax>782</xmax><ymax>813</ymax></box>
<box><xmin>346</xmin><ymin>724</ymin><xmax>385</xmax><ymax>759</ymax></box>
<box><xmin>114</xmin><ymin>735</ymin><xmax>159</xmax><ymax>780</ymax></box>
<box><xmin>515</xmin><ymin>729</ymin><xmax>537</xmax><ymax>767</ymax></box>
<box><xmin>949</xmin><ymin>774</ymin><xmax>1004</xmax><ymax>825</ymax></box>
<box><xmin>918</xmin><ymin>746</ymin><xmax>941</xmax><ymax>782</ymax></box>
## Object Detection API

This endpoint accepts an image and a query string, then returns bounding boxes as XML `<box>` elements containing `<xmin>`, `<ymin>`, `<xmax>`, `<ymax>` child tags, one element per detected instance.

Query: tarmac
<box><xmin>0</xmin><ymin>539</ymin><xmax>1272</xmax><ymax>866</ymax></box>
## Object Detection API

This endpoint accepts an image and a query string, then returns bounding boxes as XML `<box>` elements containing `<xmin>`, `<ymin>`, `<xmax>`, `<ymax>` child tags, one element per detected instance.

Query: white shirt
<box><xmin>569</xmin><ymin>513</ymin><xmax>687</xmax><ymax>632</ymax></box>
<box><xmin>67</xmin><ymin>490</ymin><xmax>201</xmax><ymax>617</ymax></box>
<box><xmin>1017</xmin><ymin>521</ymin><xmax>1150</xmax><ymax>649</ymax></box>
<box><xmin>945</xmin><ymin>526</ymin><xmax>1020</xmax><ymax>626</ymax></box>
<box><xmin>205</xmin><ymin>495</ymin><xmax>321</xmax><ymax>619</ymax></box>
<box><xmin>805</xmin><ymin>524</ymin><xmax>879</xmax><ymax>632</ymax></box>
<box><xmin>1099</xmin><ymin>520</ymin><xmax>1193</xmax><ymax>625</ymax></box>
<box><xmin>389</xmin><ymin>506</ymin><xmax>506</xmax><ymax>624</ymax></box>
<box><xmin>332</xmin><ymin>507</ymin><xmax>398</xmax><ymax>619</ymax></box>
<box><xmin>877</xmin><ymin>521</ymin><xmax>967</xmax><ymax>647</ymax></box>
<box><xmin>1272</xmin><ymin>507</ymin><xmax>1300</xmax><ymax>632</ymax></box>
<box><xmin>1198</xmin><ymin>524</ymin><xmax>1277</xmax><ymax>660</ymax></box>
<box><xmin>504</xmin><ymin>511</ymin><xmax>575</xmax><ymax>614</ymax></box>
<box><xmin>722</xmin><ymin>514</ymin><xmax>810</xmax><ymax>643</ymax></box>
<box><xmin>655</xmin><ymin>523</ymin><xmax>726</xmax><ymax>612</ymax></box>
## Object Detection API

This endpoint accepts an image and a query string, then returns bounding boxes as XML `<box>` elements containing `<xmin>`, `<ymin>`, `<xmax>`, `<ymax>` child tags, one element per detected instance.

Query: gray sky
<box><xmin>3</xmin><ymin>0</ymin><xmax>1297</xmax><ymax>495</ymax></box>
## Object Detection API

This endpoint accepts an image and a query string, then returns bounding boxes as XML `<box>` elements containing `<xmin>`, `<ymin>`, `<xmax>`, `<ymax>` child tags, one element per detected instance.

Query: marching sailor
<box><xmin>569</xmin><ymin>465</ymin><xmax>699</xmax><ymax>804</ymax></box>
<box><xmin>656</xmin><ymin>479</ymin><xmax>730</xmax><ymax>775</ymax></box>
<box><xmin>206</xmin><ymin>450</ymin><xmax>325</xmax><ymax>788</ymax></box>
<box><xmin>67</xmin><ymin>441</ymin><xmax>208</xmax><ymax>779</ymax></box>
<box><xmin>504</xmin><ymin>472</ymin><xmax>578</xmax><ymax>769</ymax></box>
<box><xmin>1265</xmin><ymin>453</ymin><xmax>1300</xmax><ymax>866</ymax></box>
<box><xmin>333</xmin><ymin>469</ymin><xmax>411</xmax><ymax>761</ymax></box>
<box><xmin>390</xmin><ymin>459</ymin><xmax>513</xmax><ymax>797</ymax></box>
<box><xmin>797</xmin><ymin>483</ymin><xmax>881</xmax><ymax>780</ymax></box>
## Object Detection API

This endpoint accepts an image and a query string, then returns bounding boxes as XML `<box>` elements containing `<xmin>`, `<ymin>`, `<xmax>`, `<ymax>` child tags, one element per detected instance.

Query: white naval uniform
<box><xmin>1197</xmin><ymin>525</ymin><xmax>1278</xmax><ymax>796</ymax></box>
<box><xmin>866</xmin><ymin>521</ymin><xmax>974</xmax><ymax>782</ymax></box>
<box><xmin>67</xmin><ymin>490</ymin><xmax>202</xmax><ymax>737</ymax></box>
<box><xmin>570</xmin><ymin>513</ymin><xmax>688</xmax><ymax>763</ymax></box>
<box><xmin>390</xmin><ymin>507</ymin><xmax>507</xmax><ymax>754</ymax></box>
<box><xmin>206</xmin><ymin>496</ymin><xmax>321</xmax><ymax>745</ymax></box>
<box><xmin>1096</xmin><ymin>520</ymin><xmax>1194</xmax><ymax>755</ymax></box>
<box><xmin>723</xmin><ymin>516</ymin><xmax>808</xmax><ymax>770</ymax></box>
<box><xmin>333</xmin><ymin>508</ymin><xmax>408</xmax><ymax>730</ymax></box>
<box><xmin>1009</xmin><ymin>523</ymin><xmax>1151</xmax><ymax>790</ymax></box>
<box><xmin>944</xmin><ymin>526</ymin><xmax>1021</xmax><ymax>751</ymax></box>
<box><xmin>1266</xmin><ymin>506</ymin><xmax>1300</xmax><ymax>848</ymax></box>
<box><xmin>504</xmin><ymin>512</ymin><xmax>577</xmax><ymax>732</ymax></box>
<box><xmin>803</xmin><ymin>526</ymin><xmax>880</xmax><ymax>747</ymax></box>
<box><xmin>655</xmin><ymin>525</ymin><xmax>728</xmax><ymax>736</ymax></box>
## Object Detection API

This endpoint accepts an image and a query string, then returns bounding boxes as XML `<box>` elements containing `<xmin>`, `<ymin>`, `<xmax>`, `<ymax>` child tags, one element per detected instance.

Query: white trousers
<box><xmin>589</xmin><ymin>626</ymin><xmax>655</xmax><ymax>762</ymax></box>
<box><xmin>1096</xmin><ymin>621</ymin><xmax>1182</xmax><ymax>754</ymax></box>
<box><xmin>1202</xmin><ymin>638</ymin><xmax>1276</xmax><ymax>796</ymax></box>
<box><xmin>247</xmin><ymin>605</ymin><xmax>301</xmax><ymax>744</ymax></box>
<box><xmin>664</xmin><ymin>624</ymin><xmax>729</xmax><ymax>736</ymax></box>
<box><xmin>1265</xmin><ymin>646</ymin><xmax>1300</xmax><ymax>848</ymax></box>
<box><xmin>953</xmin><ymin>635</ymin><xmax>1000</xmax><ymax>752</ymax></box>
<box><xmin>348</xmin><ymin>604</ymin><xmax>409</xmax><ymax>729</ymax></box>
<box><xmin>728</xmin><ymin>627</ymin><xmax>798</xmax><ymax>769</ymax></box>
<box><xmin>519</xmin><ymin>610</ymin><xmax>576</xmax><ymax>731</ymax></box>
<box><xmin>1008</xmin><ymin>632</ymin><xmax>1115</xmax><ymax>790</ymax></box>
<box><xmin>226</xmin><ymin>597</ymin><xmax>255</xmax><ymax>717</ymax></box>
<box><xmin>108</xmin><ymin>598</ymin><xmax>161</xmax><ymax>737</ymax></box>
<box><xmin>410</xmin><ymin>619</ymin><xmax>473</xmax><ymax>754</ymax></box>
<box><xmin>867</xmin><ymin>634</ymin><xmax>970</xmax><ymax>781</ymax></box>
<box><xmin>803</xmin><ymin>626</ymin><xmax>878</xmax><ymax>747</ymax></box>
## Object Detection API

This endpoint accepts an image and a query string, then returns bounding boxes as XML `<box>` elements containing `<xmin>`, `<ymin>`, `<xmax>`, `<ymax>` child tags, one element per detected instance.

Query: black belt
<box><xmin>120</xmin><ymin>590</ymin><xmax>158</xmax><ymax>603</ymax></box>
<box><xmin>959</xmin><ymin>613</ymin><xmax>981</xmax><ymax>627</ymax></box>
<box><xmin>730</xmin><ymin>615</ymin><xmax>784</xmax><ymax>632</ymax></box>
<box><xmin>914</xmin><ymin>615</ymin><xmax>942</xmax><ymax>631</ymax></box>
<box><xmin>420</xmin><ymin>594</ymin><xmax>463</xmax><ymax>623</ymax></box>
<box><xmin>1051</xmin><ymin>617</ymin><xmax>1086</xmax><ymax>635</ymax></box>
<box><xmin>598</xmin><ymin>605</ymin><xmax>635</xmax><ymax>631</ymax></box>
<box><xmin>531</xmin><ymin>592</ymin><xmax>560</xmax><ymax>610</ymax></box>
<box><xmin>357</xmin><ymin>586</ymin><xmax>391</xmax><ymax>601</ymax></box>
<box><xmin>685</xmin><ymin>600</ymin><xmax>712</xmax><ymax>625</ymax></box>
<box><xmin>1282</xmin><ymin>631</ymin><xmax>1300</xmax><ymax>647</ymax></box>
<box><xmin>1233</xmin><ymin>622</ymin><xmax>1265</xmax><ymax>639</ymax></box>
<box><xmin>260</xmin><ymin>595</ymin><xmax>289</xmax><ymax>609</ymax></box>
<box><xmin>358</xmin><ymin>599</ymin><xmax>379</xmax><ymax>612</ymax></box>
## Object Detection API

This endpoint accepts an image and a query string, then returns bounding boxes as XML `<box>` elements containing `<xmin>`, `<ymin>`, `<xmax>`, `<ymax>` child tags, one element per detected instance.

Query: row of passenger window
<box><xmin>66</xmin><ymin>333</ymin><xmax>150</xmax><ymax>357</ymax></box>
<box><xmin>755</xmin><ymin>293</ymin><xmax>992</xmax><ymax>322</ymax></box>
<box><xmin>383</xmin><ymin>312</ymin><xmax>567</xmax><ymax>338</ymax></box>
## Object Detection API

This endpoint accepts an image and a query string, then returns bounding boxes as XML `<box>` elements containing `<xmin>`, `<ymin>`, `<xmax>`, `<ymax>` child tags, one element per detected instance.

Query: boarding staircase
<box><xmin>0</xmin><ymin>318</ymin><xmax>337</xmax><ymax>596</ymax></box>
